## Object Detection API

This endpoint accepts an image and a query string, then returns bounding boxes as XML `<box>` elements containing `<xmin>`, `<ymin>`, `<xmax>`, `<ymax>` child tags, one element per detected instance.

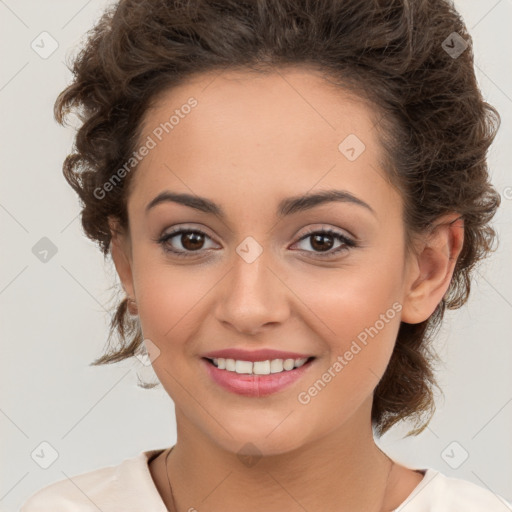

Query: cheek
<box><xmin>292</xmin><ymin>270</ymin><xmax>402</xmax><ymax>429</ymax></box>
<box><xmin>133</xmin><ymin>266</ymin><xmax>208</xmax><ymax>394</ymax></box>
<box><xmin>296</xmin><ymin>262</ymin><xmax>402</xmax><ymax>338</ymax></box>
<box><xmin>133</xmin><ymin>262</ymin><xmax>205</xmax><ymax>346</ymax></box>
<box><xmin>289</xmin><ymin>256</ymin><xmax>404</xmax><ymax>378</ymax></box>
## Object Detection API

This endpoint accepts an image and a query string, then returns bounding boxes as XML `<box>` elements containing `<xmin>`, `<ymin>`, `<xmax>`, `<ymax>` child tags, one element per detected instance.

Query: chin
<box><xmin>209</xmin><ymin>426</ymin><xmax>311</xmax><ymax>459</ymax></box>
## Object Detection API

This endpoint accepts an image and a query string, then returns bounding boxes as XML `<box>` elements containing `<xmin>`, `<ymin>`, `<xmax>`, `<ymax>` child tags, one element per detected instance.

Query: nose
<box><xmin>214</xmin><ymin>248</ymin><xmax>290</xmax><ymax>336</ymax></box>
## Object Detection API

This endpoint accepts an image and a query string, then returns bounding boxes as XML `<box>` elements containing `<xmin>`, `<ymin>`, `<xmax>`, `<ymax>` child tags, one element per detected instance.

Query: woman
<box><xmin>21</xmin><ymin>0</ymin><xmax>510</xmax><ymax>510</ymax></box>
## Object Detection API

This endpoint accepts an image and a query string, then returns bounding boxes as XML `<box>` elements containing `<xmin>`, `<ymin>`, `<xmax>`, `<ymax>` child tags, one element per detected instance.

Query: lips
<box><xmin>202</xmin><ymin>356</ymin><xmax>316</xmax><ymax>397</ymax></box>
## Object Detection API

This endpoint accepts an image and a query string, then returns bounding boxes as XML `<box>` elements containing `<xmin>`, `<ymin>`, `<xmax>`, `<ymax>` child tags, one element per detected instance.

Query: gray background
<box><xmin>1</xmin><ymin>0</ymin><xmax>511</xmax><ymax>510</ymax></box>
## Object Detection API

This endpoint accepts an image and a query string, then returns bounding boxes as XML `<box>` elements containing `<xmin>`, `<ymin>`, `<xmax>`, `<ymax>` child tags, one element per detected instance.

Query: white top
<box><xmin>20</xmin><ymin>448</ymin><xmax>512</xmax><ymax>511</ymax></box>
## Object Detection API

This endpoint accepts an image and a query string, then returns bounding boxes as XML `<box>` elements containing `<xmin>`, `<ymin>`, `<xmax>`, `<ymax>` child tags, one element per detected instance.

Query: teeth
<box><xmin>283</xmin><ymin>359</ymin><xmax>295</xmax><ymax>371</ymax></box>
<box><xmin>235</xmin><ymin>360</ymin><xmax>253</xmax><ymax>374</ymax></box>
<box><xmin>253</xmin><ymin>360</ymin><xmax>270</xmax><ymax>375</ymax></box>
<box><xmin>270</xmin><ymin>359</ymin><xmax>285</xmax><ymax>373</ymax></box>
<box><xmin>211</xmin><ymin>357</ymin><xmax>310</xmax><ymax>375</ymax></box>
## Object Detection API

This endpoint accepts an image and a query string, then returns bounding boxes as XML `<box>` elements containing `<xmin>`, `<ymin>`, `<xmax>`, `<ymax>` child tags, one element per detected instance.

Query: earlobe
<box><xmin>401</xmin><ymin>214</ymin><xmax>464</xmax><ymax>324</ymax></box>
<box><xmin>108</xmin><ymin>216</ymin><xmax>136</xmax><ymax>312</ymax></box>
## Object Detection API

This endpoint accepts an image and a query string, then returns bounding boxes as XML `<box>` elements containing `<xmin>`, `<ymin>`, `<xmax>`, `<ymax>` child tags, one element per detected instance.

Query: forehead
<box><xmin>129</xmin><ymin>67</ymin><xmax>397</xmax><ymax>219</ymax></box>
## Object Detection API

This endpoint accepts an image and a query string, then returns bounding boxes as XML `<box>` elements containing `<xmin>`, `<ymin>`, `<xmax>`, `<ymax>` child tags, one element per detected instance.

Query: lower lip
<box><xmin>201</xmin><ymin>357</ymin><xmax>315</xmax><ymax>397</ymax></box>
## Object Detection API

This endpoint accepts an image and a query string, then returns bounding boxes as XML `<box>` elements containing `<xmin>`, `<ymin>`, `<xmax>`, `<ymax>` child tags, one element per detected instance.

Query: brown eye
<box><xmin>292</xmin><ymin>228</ymin><xmax>357</xmax><ymax>258</ymax></box>
<box><xmin>309</xmin><ymin>232</ymin><xmax>335</xmax><ymax>252</ymax></box>
<box><xmin>179</xmin><ymin>231</ymin><xmax>205</xmax><ymax>251</ymax></box>
<box><xmin>157</xmin><ymin>228</ymin><xmax>218</xmax><ymax>257</ymax></box>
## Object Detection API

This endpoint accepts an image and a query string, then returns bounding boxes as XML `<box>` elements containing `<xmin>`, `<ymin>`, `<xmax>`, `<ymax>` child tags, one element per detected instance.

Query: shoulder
<box><xmin>396</xmin><ymin>467</ymin><xmax>512</xmax><ymax>511</ymax></box>
<box><xmin>19</xmin><ymin>464</ymin><xmax>117</xmax><ymax>512</ymax></box>
<box><xmin>19</xmin><ymin>449</ymin><xmax>167</xmax><ymax>512</ymax></box>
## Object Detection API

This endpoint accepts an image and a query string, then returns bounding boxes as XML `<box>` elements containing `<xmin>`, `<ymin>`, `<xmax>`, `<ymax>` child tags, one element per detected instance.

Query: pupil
<box><xmin>183</xmin><ymin>232</ymin><xmax>204</xmax><ymax>250</ymax></box>
<box><xmin>311</xmin><ymin>233</ymin><xmax>333</xmax><ymax>252</ymax></box>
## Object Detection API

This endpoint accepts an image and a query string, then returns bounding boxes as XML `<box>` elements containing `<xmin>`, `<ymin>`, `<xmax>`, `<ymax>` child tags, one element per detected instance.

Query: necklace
<box><xmin>164</xmin><ymin>446</ymin><xmax>177</xmax><ymax>512</ymax></box>
<box><xmin>164</xmin><ymin>446</ymin><xmax>394</xmax><ymax>512</ymax></box>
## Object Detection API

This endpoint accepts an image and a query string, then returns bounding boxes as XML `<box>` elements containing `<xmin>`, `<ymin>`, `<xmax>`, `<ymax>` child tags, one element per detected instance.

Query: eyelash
<box><xmin>155</xmin><ymin>226</ymin><xmax>358</xmax><ymax>259</ymax></box>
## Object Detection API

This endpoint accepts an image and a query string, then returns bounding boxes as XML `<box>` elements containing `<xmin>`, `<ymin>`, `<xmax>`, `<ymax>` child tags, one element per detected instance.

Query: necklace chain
<box><xmin>165</xmin><ymin>447</ymin><xmax>177</xmax><ymax>512</ymax></box>
<box><xmin>164</xmin><ymin>446</ymin><xmax>394</xmax><ymax>512</ymax></box>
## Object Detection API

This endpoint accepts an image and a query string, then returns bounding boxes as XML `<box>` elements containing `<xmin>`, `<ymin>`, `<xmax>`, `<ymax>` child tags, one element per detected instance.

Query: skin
<box><xmin>109</xmin><ymin>66</ymin><xmax>464</xmax><ymax>512</ymax></box>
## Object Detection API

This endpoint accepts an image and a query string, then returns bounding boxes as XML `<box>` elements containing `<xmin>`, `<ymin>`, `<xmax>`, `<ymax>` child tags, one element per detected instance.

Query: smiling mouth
<box><xmin>203</xmin><ymin>356</ymin><xmax>316</xmax><ymax>376</ymax></box>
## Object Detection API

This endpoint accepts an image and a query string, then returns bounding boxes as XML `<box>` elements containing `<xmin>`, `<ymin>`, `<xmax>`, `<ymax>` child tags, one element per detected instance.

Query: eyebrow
<box><xmin>145</xmin><ymin>189</ymin><xmax>376</xmax><ymax>218</ymax></box>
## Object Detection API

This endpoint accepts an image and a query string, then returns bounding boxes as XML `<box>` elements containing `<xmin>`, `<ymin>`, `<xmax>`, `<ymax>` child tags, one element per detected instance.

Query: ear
<box><xmin>401</xmin><ymin>213</ymin><xmax>464</xmax><ymax>324</ymax></box>
<box><xmin>108</xmin><ymin>216</ymin><xmax>137</xmax><ymax>315</ymax></box>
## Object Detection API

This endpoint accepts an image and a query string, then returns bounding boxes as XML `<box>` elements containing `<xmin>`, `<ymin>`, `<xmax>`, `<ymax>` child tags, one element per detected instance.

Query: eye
<box><xmin>156</xmin><ymin>227</ymin><xmax>218</xmax><ymax>257</ymax></box>
<box><xmin>155</xmin><ymin>225</ymin><xmax>358</xmax><ymax>259</ymax></box>
<box><xmin>291</xmin><ymin>227</ymin><xmax>357</xmax><ymax>258</ymax></box>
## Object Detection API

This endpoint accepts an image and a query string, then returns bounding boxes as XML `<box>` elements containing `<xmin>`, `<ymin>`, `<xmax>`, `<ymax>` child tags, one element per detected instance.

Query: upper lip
<box><xmin>201</xmin><ymin>348</ymin><xmax>314</xmax><ymax>362</ymax></box>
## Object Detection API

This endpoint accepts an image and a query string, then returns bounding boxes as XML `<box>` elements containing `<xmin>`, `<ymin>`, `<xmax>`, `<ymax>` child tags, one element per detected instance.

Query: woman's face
<box><xmin>113</xmin><ymin>67</ymin><xmax>421</xmax><ymax>455</ymax></box>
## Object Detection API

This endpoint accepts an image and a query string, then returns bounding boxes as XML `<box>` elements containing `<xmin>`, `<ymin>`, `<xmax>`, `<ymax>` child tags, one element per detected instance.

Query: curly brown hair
<box><xmin>54</xmin><ymin>0</ymin><xmax>501</xmax><ymax>437</ymax></box>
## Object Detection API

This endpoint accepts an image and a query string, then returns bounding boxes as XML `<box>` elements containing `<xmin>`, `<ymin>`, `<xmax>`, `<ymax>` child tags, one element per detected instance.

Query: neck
<box><xmin>165</xmin><ymin>400</ymin><xmax>396</xmax><ymax>512</ymax></box>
